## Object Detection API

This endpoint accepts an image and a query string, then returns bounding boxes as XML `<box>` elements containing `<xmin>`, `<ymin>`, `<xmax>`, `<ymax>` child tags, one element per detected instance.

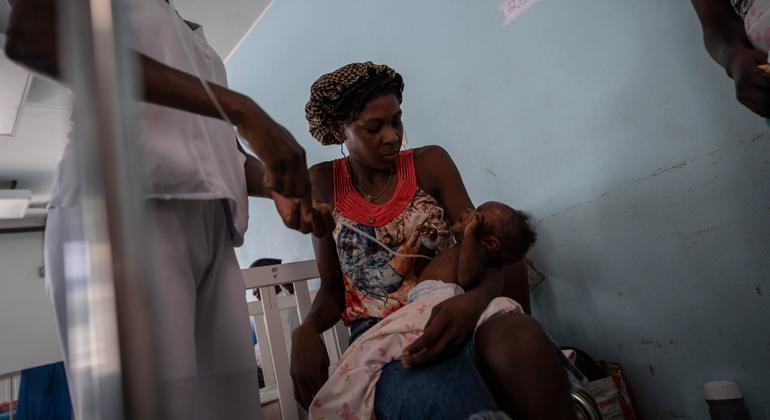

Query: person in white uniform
<box><xmin>5</xmin><ymin>0</ymin><xmax>332</xmax><ymax>418</ymax></box>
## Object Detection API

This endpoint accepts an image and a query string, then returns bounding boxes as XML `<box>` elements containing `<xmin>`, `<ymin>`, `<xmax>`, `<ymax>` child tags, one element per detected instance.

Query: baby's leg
<box><xmin>407</xmin><ymin>279</ymin><xmax>464</xmax><ymax>304</ymax></box>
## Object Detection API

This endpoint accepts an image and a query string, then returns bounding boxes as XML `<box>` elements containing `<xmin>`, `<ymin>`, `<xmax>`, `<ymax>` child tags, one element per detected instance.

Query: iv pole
<box><xmin>59</xmin><ymin>0</ymin><xmax>160</xmax><ymax>418</ymax></box>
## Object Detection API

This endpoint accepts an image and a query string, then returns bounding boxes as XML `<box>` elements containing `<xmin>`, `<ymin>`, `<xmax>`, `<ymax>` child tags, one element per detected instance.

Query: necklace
<box><xmin>350</xmin><ymin>162</ymin><xmax>395</xmax><ymax>202</ymax></box>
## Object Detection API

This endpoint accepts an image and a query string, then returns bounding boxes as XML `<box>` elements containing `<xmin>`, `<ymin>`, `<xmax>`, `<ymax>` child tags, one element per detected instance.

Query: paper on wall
<box><xmin>499</xmin><ymin>0</ymin><xmax>541</xmax><ymax>26</ymax></box>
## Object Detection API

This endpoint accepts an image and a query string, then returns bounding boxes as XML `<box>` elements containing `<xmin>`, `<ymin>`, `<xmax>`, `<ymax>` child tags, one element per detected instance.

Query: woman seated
<box><xmin>309</xmin><ymin>203</ymin><xmax>536</xmax><ymax>419</ymax></box>
<box><xmin>290</xmin><ymin>62</ymin><xmax>576</xmax><ymax>420</ymax></box>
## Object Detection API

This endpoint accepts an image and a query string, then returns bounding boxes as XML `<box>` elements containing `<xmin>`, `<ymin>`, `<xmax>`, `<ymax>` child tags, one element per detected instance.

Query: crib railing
<box><xmin>243</xmin><ymin>260</ymin><xmax>348</xmax><ymax>420</ymax></box>
<box><xmin>0</xmin><ymin>372</ymin><xmax>20</xmax><ymax>420</ymax></box>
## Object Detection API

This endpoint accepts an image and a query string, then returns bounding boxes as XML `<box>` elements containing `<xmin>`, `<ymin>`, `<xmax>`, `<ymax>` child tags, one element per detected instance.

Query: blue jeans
<box><xmin>349</xmin><ymin>318</ymin><xmax>508</xmax><ymax>420</ymax></box>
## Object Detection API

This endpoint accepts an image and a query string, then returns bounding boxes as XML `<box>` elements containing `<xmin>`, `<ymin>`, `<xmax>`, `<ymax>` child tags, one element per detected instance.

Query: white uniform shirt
<box><xmin>49</xmin><ymin>0</ymin><xmax>249</xmax><ymax>245</ymax></box>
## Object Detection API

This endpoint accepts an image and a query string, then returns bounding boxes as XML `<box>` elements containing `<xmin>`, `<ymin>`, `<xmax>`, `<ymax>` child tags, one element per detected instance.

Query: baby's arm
<box><xmin>456</xmin><ymin>212</ymin><xmax>488</xmax><ymax>289</ymax></box>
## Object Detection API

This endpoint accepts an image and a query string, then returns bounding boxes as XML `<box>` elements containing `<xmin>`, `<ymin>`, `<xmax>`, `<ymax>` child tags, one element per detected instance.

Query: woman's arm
<box><xmin>302</xmin><ymin>234</ymin><xmax>346</xmax><ymax>333</ymax></box>
<box><xmin>290</xmin><ymin>163</ymin><xmax>343</xmax><ymax>408</ymax></box>
<box><xmin>691</xmin><ymin>0</ymin><xmax>770</xmax><ymax>116</ymax></box>
<box><xmin>290</xmin><ymin>232</ymin><xmax>345</xmax><ymax>409</ymax></box>
<box><xmin>405</xmin><ymin>147</ymin><xmax>509</xmax><ymax>365</ymax></box>
<box><xmin>419</xmin><ymin>145</ymin><xmax>531</xmax><ymax>306</ymax></box>
<box><xmin>303</xmin><ymin>163</ymin><xmax>345</xmax><ymax>330</ymax></box>
<box><xmin>415</xmin><ymin>145</ymin><xmax>473</xmax><ymax>224</ymax></box>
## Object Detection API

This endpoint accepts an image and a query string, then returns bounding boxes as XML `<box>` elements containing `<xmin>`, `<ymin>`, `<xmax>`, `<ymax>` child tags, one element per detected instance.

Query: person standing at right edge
<box><xmin>692</xmin><ymin>0</ymin><xmax>770</xmax><ymax>117</ymax></box>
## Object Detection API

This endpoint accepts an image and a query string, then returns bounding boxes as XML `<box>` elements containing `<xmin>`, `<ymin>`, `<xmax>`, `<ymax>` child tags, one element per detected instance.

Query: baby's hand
<box><xmin>464</xmin><ymin>210</ymin><xmax>485</xmax><ymax>238</ymax></box>
<box><xmin>416</xmin><ymin>224</ymin><xmax>437</xmax><ymax>237</ymax></box>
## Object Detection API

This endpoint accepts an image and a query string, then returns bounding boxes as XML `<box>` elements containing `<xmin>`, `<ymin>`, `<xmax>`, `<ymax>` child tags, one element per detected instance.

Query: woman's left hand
<box><xmin>402</xmin><ymin>292</ymin><xmax>487</xmax><ymax>367</ymax></box>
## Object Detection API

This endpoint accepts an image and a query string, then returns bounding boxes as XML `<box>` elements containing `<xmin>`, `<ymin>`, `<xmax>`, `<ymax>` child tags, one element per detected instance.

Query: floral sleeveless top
<box><xmin>332</xmin><ymin>150</ymin><xmax>454</xmax><ymax>324</ymax></box>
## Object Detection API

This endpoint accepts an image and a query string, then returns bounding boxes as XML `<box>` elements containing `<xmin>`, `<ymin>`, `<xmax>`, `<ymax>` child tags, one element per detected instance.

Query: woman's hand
<box><xmin>726</xmin><ymin>47</ymin><xmax>770</xmax><ymax>117</ymax></box>
<box><xmin>290</xmin><ymin>324</ymin><xmax>330</xmax><ymax>409</ymax></box>
<box><xmin>402</xmin><ymin>292</ymin><xmax>488</xmax><ymax>367</ymax></box>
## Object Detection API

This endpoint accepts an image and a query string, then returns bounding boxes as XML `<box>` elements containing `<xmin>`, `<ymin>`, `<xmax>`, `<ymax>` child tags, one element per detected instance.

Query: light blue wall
<box><xmin>226</xmin><ymin>1</ymin><xmax>770</xmax><ymax>418</ymax></box>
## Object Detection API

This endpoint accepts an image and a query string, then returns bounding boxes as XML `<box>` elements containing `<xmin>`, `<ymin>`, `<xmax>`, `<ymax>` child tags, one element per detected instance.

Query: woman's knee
<box><xmin>475</xmin><ymin>313</ymin><xmax>554</xmax><ymax>371</ymax></box>
<box><xmin>475</xmin><ymin>314</ymin><xmax>576</xmax><ymax>419</ymax></box>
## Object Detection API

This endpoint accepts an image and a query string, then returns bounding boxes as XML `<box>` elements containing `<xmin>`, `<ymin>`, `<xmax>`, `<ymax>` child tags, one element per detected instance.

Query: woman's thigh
<box><xmin>474</xmin><ymin>313</ymin><xmax>579</xmax><ymax>419</ymax></box>
<box><xmin>374</xmin><ymin>339</ymin><xmax>504</xmax><ymax>420</ymax></box>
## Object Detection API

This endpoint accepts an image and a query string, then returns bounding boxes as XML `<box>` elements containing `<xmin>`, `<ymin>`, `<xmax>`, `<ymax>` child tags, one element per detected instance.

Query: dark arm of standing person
<box><xmin>238</xmin><ymin>142</ymin><xmax>332</xmax><ymax>235</ymax></box>
<box><xmin>691</xmin><ymin>0</ymin><xmax>770</xmax><ymax>116</ymax></box>
<box><xmin>239</xmin><ymin>142</ymin><xmax>269</xmax><ymax>198</ymax></box>
<box><xmin>5</xmin><ymin>0</ymin><xmax>332</xmax><ymax>235</ymax></box>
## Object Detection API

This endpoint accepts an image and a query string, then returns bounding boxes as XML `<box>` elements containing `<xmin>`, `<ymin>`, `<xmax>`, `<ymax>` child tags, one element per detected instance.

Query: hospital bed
<box><xmin>0</xmin><ymin>373</ymin><xmax>19</xmax><ymax>420</ymax></box>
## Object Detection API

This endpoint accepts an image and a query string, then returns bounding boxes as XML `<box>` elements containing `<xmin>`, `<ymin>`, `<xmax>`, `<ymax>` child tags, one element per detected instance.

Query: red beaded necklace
<box><xmin>333</xmin><ymin>150</ymin><xmax>418</xmax><ymax>227</ymax></box>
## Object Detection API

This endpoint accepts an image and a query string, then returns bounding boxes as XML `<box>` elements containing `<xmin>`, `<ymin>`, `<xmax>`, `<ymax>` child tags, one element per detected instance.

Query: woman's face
<box><xmin>338</xmin><ymin>94</ymin><xmax>404</xmax><ymax>170</ymax></box>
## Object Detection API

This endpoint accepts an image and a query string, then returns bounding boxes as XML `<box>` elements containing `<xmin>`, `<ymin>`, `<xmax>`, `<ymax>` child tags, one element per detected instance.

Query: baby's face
<box><xmin>454</xmin><ymin>202</ymin><xmax>527</xmax><ymax>264</ymax></box>
<box><xmin>451</xmin><ymin>203</ymin><xmax>507</xmax><ymax>241</ymax></box>
<box><xmin>451</xmin><ymin>208</ymin><xmax>475</xmax><ymax>239</ymax></box>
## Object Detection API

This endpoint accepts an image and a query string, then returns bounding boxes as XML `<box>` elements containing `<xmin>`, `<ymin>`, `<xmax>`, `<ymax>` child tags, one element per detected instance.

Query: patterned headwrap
<box><xmin>305</xmin><ymin>62</ymin><xmax>404</xmax><ymax>145</ymax></box>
